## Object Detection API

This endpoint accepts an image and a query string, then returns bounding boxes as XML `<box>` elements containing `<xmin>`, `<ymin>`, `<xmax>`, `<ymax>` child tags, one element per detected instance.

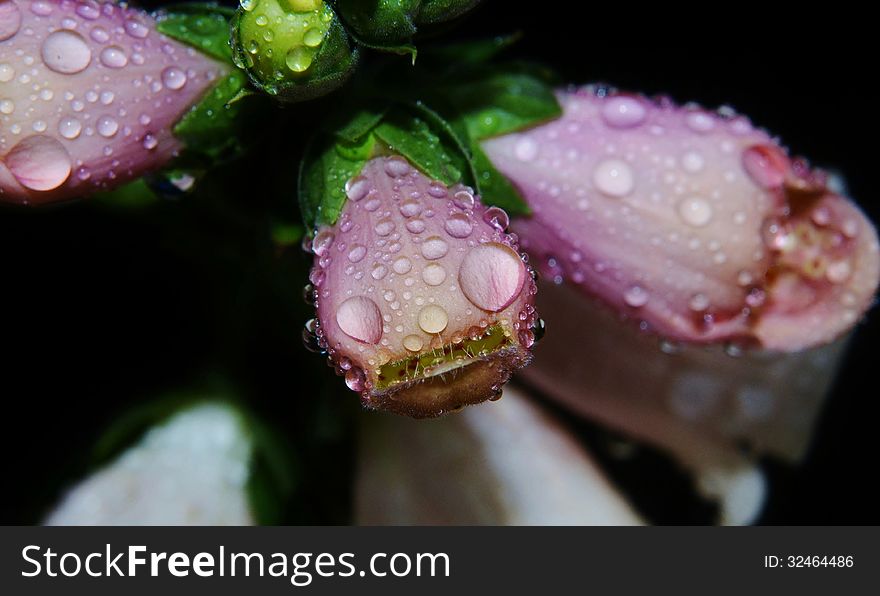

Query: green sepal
<box><xmin>299</xmin><ymin>135</ymin><xmax>368</xmax><ymax>228</ymax></box>
<box><xmin>155</xmin><ymin>4</ymin><xmax>236</xmax><ymax>62</ymax></box>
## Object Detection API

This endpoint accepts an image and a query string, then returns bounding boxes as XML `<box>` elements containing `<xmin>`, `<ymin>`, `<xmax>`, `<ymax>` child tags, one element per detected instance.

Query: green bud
<box><xmin>231</xmin><ymin>0</ymin><xmax>359</xmax><ymax>102</ymax></box>
<box><xmin>334</xmin><ymin>0</ymin><xmax>482</xmax><ymax>51</ymax></box>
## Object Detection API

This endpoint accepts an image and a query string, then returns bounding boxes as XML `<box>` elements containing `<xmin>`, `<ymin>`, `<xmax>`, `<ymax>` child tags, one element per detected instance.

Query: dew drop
<box><xmin>444</xmin><ymin>213</ymin><xmax>473</xmax><ymax>238</ymax></box>
<box><xmin>482</xmin><ymin>206</ymin><xmax>509</xmax><ymax>231</ymax></box>
<box><xmin>592</xmin><ymin>159</ymin><xmax>634</xmax><ymax>197</ymax></box>
<box><xmin>406</xmin><ymin>219</ymin><xmax>426</xmax><ymax>234</ymax></box>
<box><xmin>514</xmin><ymin>137</ymin><xmax>538</xmax><ymax>161</ymax></box>
<box><xmin>421</xmin><ymin>236</ymin><xmax>448</xmax><ymax>260</ymax></box>
<box><xmin>285</xmin><ymin>47</ymin><xmax>312</xmax><ymax>72</ymax></box>
<box><xmin>0</xmin><ymin>98</ymin><xmax>13</xmax><ymax>114</ymax></box>
<box><xmin>124</xmin><ymin>18</ymin><xmax>149</xmax><ymax>39</ymax></box>
<box><xmin>374</xmin><ymin>219</ymin><xmax>395</xmax><ymax>236</ymax></box>
<box><xmin>689</xmin><ymin>293</ymin><xmax>710</xmax><ymax>311</ymax></box>
<box><xmin>42</xmin><ymin>30</ymin><xmax>92</xmax><ymax>74</ymax></box>
<box><xmin>0</xmin><ymin>63</ymin><xmax>14</xmax><ymax>82</ymax></box>
<box><xmin>5</xmin><ymin>135</ymin><xmax>72</xmax><ymax>191</ymax></box>
<box><xmin>161</xmin><ymin>66</ymin><xmax>187</xmax><ymax>90</ymax></box>
<box><xmin>453</xmin><ymin>190</ymin><xmax>475</xmax><ymax>210</ymax></box>
<box><xmin>399</xmin><ymin>198</ymin><xmax>422</xmax><ymax>218</ymax></box>
<box><xmin>58</xmin><ymin>117</ymin><xmax>82</xmax><ymax>139</ymax></box>
<box><xmin>677</xmin><ymin>197</ymin><xmax>713</xmax><ymax>227</ymax></box>
<box><xmin>601</xmin><ymin>96</ymin><xmax>647</xmax><ymax>128</ymax></box>
<box><xmin>75</xmin><ymin>1</ymin><xmax>101</xmax><ymax>20</ymax></box>
<box><xmin>344</xmin><ymin>367</ymin><xmax>366</xmax><ymax>392</ymax></box>
<box><xmin>681</xmin><ymin>151</ymin><xmax>705</xmax><ymax>173</ymax></box>
<box><xmin>100</xmin><ymin>46</ymin><xmax>127</xmax><ymax>68</ymax></box>
<box><xmin>0</xmin><ymin>1</ymin><xmax>21</xmax><ymax>42</ymax></box>
<box><xmin>392</xmin><ymin>257</ymin><xmax>412</xmax><ymax>274</ymax></box>
<box><xmin>303</xmin><ymin>27</ymin><xmax>324</xmax><ymax>48</ymax></box>
<box><xmin>347</xmin><ymin>244</ymin><xmax>366</xmax><ymax>263</ymax></box>
<box><xmin>370</xmin><ymin>264</ymin><xmax>388</xmax><ymax>280</ymax></box>
<box><xmin>685</xmin><ymin>111</ymin><xmax>715</xmax><ymax>133</ymax></box>
<box><xmin>142</xmin><ymin>134</ymin><xmax>158</xmax><ymax>150</ymax></box>
<box><xmin>418</xmin><ymin>304</ymin><xmax>448</xmax><ymax>334</ymax></box>
<box><xmin>345</xmin><ymin>176</ymin><xmax>369</xmax><ymax>201</ymax></box>
<box><xmin>336</xmin><ymin>296</ymin><xmax>383</xmax><ymax>344</ymax></box>
<box><xmin>96</xmin><ymin>115</ymin><xmax>118</xmax><ymax>138</ymax></box>
<box><xmin>363</xmin><ymin>196</ymin><xmax>381</xmax><ymax>212</ymax></box>
<box><xmin>311</xmin><ymin>229</ymin><xmax>334</xmax><ymax>256</ymax></box>
<box><xmin>403</xmin><ymin>335</ymin><xmax>423</xmax><ymax>352</ymax></box>
<box><xmin>623</xmin><ymin>285</ymin><xmax>649</xmax><ymax>308</ymax></box>
<box><xmin>427</xmin><ymin>181</ymin><xmax>447</xmax><ymax>198</ymax></box>
<box><xmin>89</xmin><ymin>26</ymin><xmax>109</xmax><ymax>43</ymax></box>
<box><xmin>384</xmin><ymin>156</ymin><xmax>410</xmax><ymax>178</ymax></box>
<box><xmin>826</xmin><ymin>259</ymin><xmax>852</xmax><ymax>283</ymax></box>
<box><xmin>459</xmin><ymin>243</ymin><xmax>525</xmax><ymax>312</ymax></box>
<box><xmin>422</xmin><ymin>263</ymin><xmax>447</xmax><ymax>286</ymax></box>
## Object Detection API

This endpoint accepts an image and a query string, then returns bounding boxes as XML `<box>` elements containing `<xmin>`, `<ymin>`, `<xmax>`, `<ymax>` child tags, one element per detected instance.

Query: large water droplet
<box><xmin>42</xmin><ymin>30</ymin><xmax>92</xmax><ymax>74</ymax></box>
<box><xmin>422</xmin><ymin>263</ymin><xmax>447</xmax><ymax>286</ymax></box>
<box><xmin>418</xmin><ymin>304</ymin><xmax>448</xmax><ymax>334</ymax></box>
<box><xmin>445</xmin><ymin>213</ymin><xmax>473</xmax><ymax>238</ymax></box>
<box><xmin>459</xmin><ymin>243</ymin><xmax>525</xmax><ymax>312</ymax></box>
<box><xmin>453</xmin><ymin>190</ymin><xmax>475</xmax><ymax>210</ymax></box>
<box><xmin>592</xmin><ymin>159</ymin><xmax>634</xmax><ymax>197</ymax></box>
<box><xmin>403</xmin><ymin>334</ymin><xmax>423</xmax><ymax>352</ymax></box>
<box><xmin>124</xmin><ymin>18</ymin><xmax>149</xmax><ymax>39</ymax></box>
<box><xmin>344</xmin><ymin>367</ymin><xmax>366</xmax><ymax>392</ymax></box>
<box><xmin>371</xmin><ymin>264</ymin><xmax>388</xmax><ymax>280</ymax></box>
<box><xmin>0</xmin><ymin>0</ymin><xmax>22</xmax><ymax>41</ymax></box>
<box><xmin>623</xmin><ymin>285</ymin><xmax>649</xmax><ymax>308</ymax></box>
<box><xmin>482</xmin><ymin>206</ymin><xmax>509</xmax><ymax>231</ymax></box>
<box><xmin>75</xmin><ymin>1</ymin><xmax>101</xmax><ymax>20</ymax></box>
<box><xmin>161</xmin><ymin>66</ymin><xmax>187</xmax><ymax>90</ymax></box>
<box><xmin>406</xmin><ymin>219</ymin><xmax>426</xmax><ymax>234</ymax></box>
<box><xmin>427</xmin><ymin>181</ymin><xmax>447</xmax><ymax>198</ymax></box>
<box><xmin>336</xmin><ymin>296</ymin><xmax>383</xmax><ymax>344</ymax></box>
<box><xmin>421</xmin><ymin>236</ymin><xmax>449</xmax><ymax>260</ymax></box>
<box><xmin>311</xmin><ymin>229</ymin><xmax>334</xmax><ymax>256</ymax></box>
<box><xmin>100</xmin><ymin>46</ymin><xmax>128</xmax><ymax>68</ymax></box>
<box><xmin>602</xmin><ymin>96</ymin><xmax>647</xmax><ymax>128</ymax></box>
<box><xmin>677</xmin><ymin>196</ymin><xmax>713</xmax><ymax>227</ymax></box>
<box><xmin>5</xmin><ymin>135</ymin><xmax>72</xmax><ymax>191</ymax></box>
<box><xmin>345</xmin><ymin>176</ymin><xmax>369</xmax><ymax>201</ymax></box>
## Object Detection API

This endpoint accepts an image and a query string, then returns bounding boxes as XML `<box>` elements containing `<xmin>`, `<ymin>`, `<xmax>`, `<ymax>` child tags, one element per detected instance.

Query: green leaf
<box><xmin>469</xmin><ymin>143</ymin><xmax>529</xmax><ymax>216</ymax></box>
<box><xmin>156</xmin><ymin>5</ymin><xmax>234</xmax><ymax>62</ymax></box>
<box><xmin>418</xmin><ymin>32</ymin><xmax>521</xmax><ymax>67</ymax></box>
<box><xmin>173</xmin><ymin>70</ymin><xmax>249</xmax><ymax>161</ymax></box>
<box><xmin>442</xmin><ymin>65</ymin><xmax>561</xmax><ymax>140</ymax></box>
<box><xmin>327</xmin><ymin>104</ymin><xmax>388</xmax><ymax>143</ymax></box>
<box><xmin>299</xmin><ymin>136</ymin><xmax>367</xmax><ymax>228</ymax></box>
<box><xmin>373</xmin><ymin>106</ymin><xmax>468</xmax><ymax>186</ymax></box>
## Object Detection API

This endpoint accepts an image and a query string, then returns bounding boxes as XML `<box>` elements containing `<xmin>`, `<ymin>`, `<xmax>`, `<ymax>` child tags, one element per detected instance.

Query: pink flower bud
<box><xmin>483</xmin><ymin>87</ymin><xmax>880</xmax><ymax>351</ymax></box>
<box><xmin>0</xmin><ymin>0</ymin><xmax>230</xmax><ymax>205</ymax></box>
<box><xmin>305</xmin><ymin>156</ymin><xmax>538</xmax><ymax>417</ymax></box>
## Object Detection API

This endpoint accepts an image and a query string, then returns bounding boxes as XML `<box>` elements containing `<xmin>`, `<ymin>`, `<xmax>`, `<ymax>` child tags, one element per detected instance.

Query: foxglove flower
<box><xmin>483</xmin><ymin>88</ymin><xmax>880</xmax><ymax>351</ymax></box>
<box><xmin>305</xmin><ymin>155</ymin><xmax>538</xmax><ymax>417</ymax></box>
<box><xmin>0</xmin><ymin>0</ymin><xmax>233</xmax><ymax>205</ymax></box>
<box><xmin>44</xmin><ymin>403</ymin><xmax>256</xmax><ymax>525</ymax></box>
<box><xmin>480</xmin><ymin>88</ymin><xmax>880</xmax><ymax>523</ymax></box>
<box><xmin>357</xmin><ymin>385</ymin><xmax>643</xmax><ymax>525</ymax></box>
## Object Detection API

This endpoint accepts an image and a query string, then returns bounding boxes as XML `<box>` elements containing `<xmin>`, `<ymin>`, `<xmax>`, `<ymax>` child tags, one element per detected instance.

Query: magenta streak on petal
<box><xmin>0</xmin><ymin>0</ymin><xmax>230</xmax><ymax>205</ymax></box>
<box><xmin>483</xmin><ymin>87</ymin><xmax>880</xmax><ymax>351</ymax></box>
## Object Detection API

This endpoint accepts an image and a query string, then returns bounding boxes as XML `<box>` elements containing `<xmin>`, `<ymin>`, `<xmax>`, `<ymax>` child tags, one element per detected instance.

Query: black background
<box><xmin>0</xmin><ymin>1</ymin><xmax>877</xmax><ymax>524</ymax></box>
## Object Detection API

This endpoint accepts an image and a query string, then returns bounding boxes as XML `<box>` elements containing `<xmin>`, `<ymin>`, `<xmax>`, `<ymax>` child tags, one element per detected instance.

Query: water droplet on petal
<box><xmin>161</xmin><ymin>66</ymin><xmax>187</xmax><ymax>90</ymax></box>
<box><xmin>90</xmin><ymin>26</ymin><xmax>109</xmax><ymax>43</ymax></box>
<box><xmin>5</xmin><ymin>135</ymin><xmax>72</xmax><ymax>191</ymax></box>
<box><xmin>75</xmin><ymin>1</ymin><xmax>100</xmax><ymax>20</ymax></box>
<box><xmin>383</xmin><ymin>156</ymin><xmax>410</xmax><ymax>178</ymax></box>
<box><xmin>459</xmin><ymin>243</ymin><xmax>525</xmax><ymax>312</ymax></box>
<box><xmin>826</xmin><ymin>259</ymin><xmax>852</xmax><ymax>283</ymax></box>
<box><xmin>689</xmin><ymin>293</ymin><xmax>710</xmax><ymax>311</ymax></box>
<box><xmin>422</xmin><ymin>263</ymin><xmax>447</xmax><ymax>286</ymax></box>
<box><xmin>344</xmin><ymin>367</ymin><xmax>366</xmax><ymax>392</ymax></box>
<box><xmin>124</xmin><ymin>18</ymin><xmax>149</xmax><ymax>39</ymax></box>
<box><xmin>345</xmin><ymin>176</ymin><xmax>369</xmax><ymax>201</ymax></box>
<box><xmin>418</xmin><ymin>304</ymin><xmax>448</xmax><ymax>334</ymax></box>
<box><xmin>421</xmin><ymin>236</ymin><xmax>449</xmax><ymax>260</ymax></box>
<box><xmin>58</xmin><ymin>117</ymin><xmax>82</xmax><ymax>139</ymax></box>
<box><xmin>347</xmin><ymin>244</ymin><xmax>366</xmax><ymax>263</ymax></box>
<box><xmin>685</xmin><ymin>111</ymin><xmax>715</xmax><ymax>133</ymax></box>
<box><xmin>96</xmin><ymin>115</ymin><xmax>118</xmax><ymax>137</ymax></box>
<box><xmin>405</xmin><ymin>219</ymin><xmax>426</xmax><ymax>234</ymax></box>
<box><xmin>374</xmin><ymin>219</ymin><xmax>395</xmax><ymax>236</ymax></box>
<box><xmin>482</xmin><ymin>206</ymin><xmax>509</xmax><ymax>231</ymax></box>
<box><xmin>403</xmin><ymin>334</ymin><xmax>423</xmax><ymax>352</ymax></box>
<box><xmin>0</xmin><ymin>99</ymin><xmax>13</xmax><ymax>114</ymax></box>
<box><xmin>601</xmin><ymin>96</ymin><xmax>647</xmax><ymax>128</ymax></box>
<box><xmin>681</xmin><ymin>151</ymin><xmax>705</xmax><ymax>173</ymax></box>
<box><xmin>142</xmin><ymin>134</ymin><xmax>158</xmax><ymax>150</ymax></box>
<box><xmin>42</xmin><ymin>30</ymin><xmax>91</xmax><ymax>74</ymax></box>
<box><xmin>392</xmin><ymin>257</ymin><xmax>412</xmax><ymax>274</ymax></box>
<box><xmin>99</xmin><ymin>46</ymin><xmax>127</xmax><ymax>68</ymax></box>
<box><xmin>427</xmin><ymin>181</ymin><xmax>447</xmax><ymax>198</ymax></box>
<box><xmin>444</xmin><ymin>213</ymin><xmax>473</xmax><ymax>238</ymax></box>
<box><xmin>592</xmin><ymin>159</ymin><xmax>634</xmax><ymax>197</ymax></box>
<box><xmin>0</xmin><ymin>63</ymin><xmax>14</xmax><ymax>82</ymax></box>
<box><xmin>311</xmin><ymin>229</ymin><xmax>334</xmax><ymax>256</ymax></box>
<box><xmin>623</xmin><ymin>285</ymin><xmax>649</xmax><ymax>307</ymax></box>
<box><xmin>677</xmin><ymin>197</ymin><xmax>713</xmax><ymax>227</ymax></box>
<box><xmin>514</xmin><ymin>137</ymin><xmax>538</xmax><ymax>161</ymax></box>
<box><xmin>399</xmin><ymin>198</ymin><xmax>422</xmax><ymax>218</ymax></box>
<box><xmin>453</xmin><ymin>190</ymin><xmax>475</xmax><ymax>210</ymax></box>
<box><xmin>0</xmin><ymin>1</ymin><xmax>22</xmax><ymax>41</ymax></box>
<box><xmin>336</xmin><ymin>296</ymin><xmax>383</xmax><ymax>344</ymax></box>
